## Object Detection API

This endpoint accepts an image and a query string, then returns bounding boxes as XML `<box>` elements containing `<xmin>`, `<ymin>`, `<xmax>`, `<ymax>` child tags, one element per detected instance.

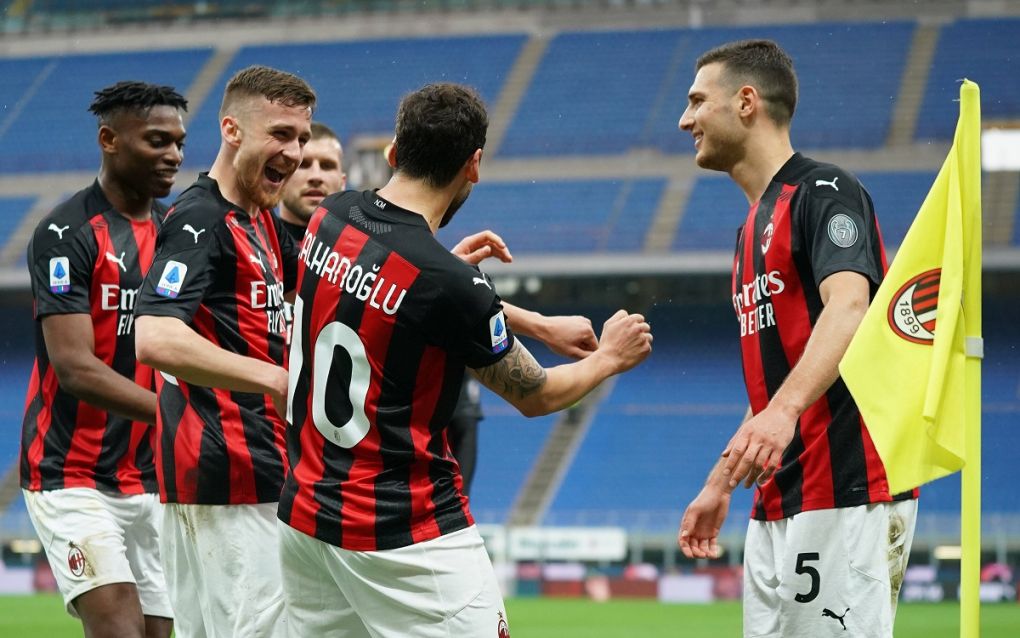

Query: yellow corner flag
<box><xmin>839</xmin><ymin>80</ymin><xmax>982</xmax><ymax>494</ymax></box>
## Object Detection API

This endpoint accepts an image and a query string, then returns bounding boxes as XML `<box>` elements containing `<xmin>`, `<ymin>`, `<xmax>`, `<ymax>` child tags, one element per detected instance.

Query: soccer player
<box><xmin>21</xmin><ymin>81</ymin><xmax>185</xmax><ymax>638</ymax></box>
<box><xmin>133</xmin><ymin>65</ymin><xmax>314</xmax><ymax>637</ymax></box>
<box><xmin>278</xmin><ymin>120</ymin><xmax>347</xmax><ymax>240</ymax></box>
<box><xmin>675</xmin><ymin>40</ymin><xmax>917</xmax><ymax>637</ymax></box>
<box><xmin>277</xmin><ymin>82</ymin><xmax>652</xmax><ymax>637</ymax></box>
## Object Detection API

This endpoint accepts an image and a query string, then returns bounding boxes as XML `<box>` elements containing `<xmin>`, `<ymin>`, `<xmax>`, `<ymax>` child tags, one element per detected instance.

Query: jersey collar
<box><xmin>361</xmin><ymin>190</ymin><xmax>430</xmax><ymax>230</ymax></box>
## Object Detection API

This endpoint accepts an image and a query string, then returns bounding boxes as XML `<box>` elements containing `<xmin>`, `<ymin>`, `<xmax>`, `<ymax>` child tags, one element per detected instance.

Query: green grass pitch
<box><xmin>0</xmin><ymin>595</ymin><xmax>1016</xmax><ymax>636</ymax></box>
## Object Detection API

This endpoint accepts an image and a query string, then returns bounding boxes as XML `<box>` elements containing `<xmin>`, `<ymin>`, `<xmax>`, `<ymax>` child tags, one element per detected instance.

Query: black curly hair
<box><xmin>88</xmin><ymin>81</ymin><xmax>188</xmax><ymax>125</ymax></box>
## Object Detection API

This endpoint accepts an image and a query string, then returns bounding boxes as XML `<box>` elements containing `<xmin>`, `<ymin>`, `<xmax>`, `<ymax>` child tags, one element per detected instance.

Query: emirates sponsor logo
<box><xmin>887</xmin><ymin>269</ymin><xmax>940</xmax><ymax>344</ymax></box>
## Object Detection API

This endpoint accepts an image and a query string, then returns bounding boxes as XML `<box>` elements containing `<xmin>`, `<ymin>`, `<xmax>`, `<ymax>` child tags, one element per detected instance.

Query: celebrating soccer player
<box><xmin>133</xmin><ymin>65</ymin><xmax>313</xmax><ymax>637</ymax></box>
<box><xmin>277</xmin><ymin>82</ymin><xmax>652</xmax><ymax>636</ymax></box>
<box><xmin>21</xmin><ymin>81</ymin><xmax>185</xmax><ymax>638</ymax></box>
<box><xmin>675</xmin><ymin>40</ymin><xmax>918</xmax><ymax>637</ymax></box>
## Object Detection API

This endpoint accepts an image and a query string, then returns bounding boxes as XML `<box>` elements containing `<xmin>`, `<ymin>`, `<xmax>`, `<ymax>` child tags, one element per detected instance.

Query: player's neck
<box><xmin>729</xmin><ymin>132</ymin><xmax>795</xmax><ymax>204</ymax></box>
<box><xmin>376</xmin><ymin>175</ymin><xmax>454</xmax><ymax>234</ymax></box>
<box><xmin>98</xmin><ymin>169</ymin><xmax>153</xmax><ymax>221</ymax></box>
<box><xmin>278</xmin><ymin>206</ymin><xmax>305</xmax><ymax>227</ymax></box>
<box><xmin>209</xmin><ymin>157</ymin><xmax>258</xmax><ymax>217</ymax></box>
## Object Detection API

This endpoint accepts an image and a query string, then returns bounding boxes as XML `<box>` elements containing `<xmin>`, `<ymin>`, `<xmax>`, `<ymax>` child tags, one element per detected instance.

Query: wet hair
<box><xmin>696</xmin><ymin>39</ymin><xmax>798</xmax><ymax>126</ymax></box>
<box><xmin>88</xmin><ymin>81</ymin><xmax>188</xmax><ymax>125</ymax></box>
<box><xmin>393</xmin><ymin>83</ymin><xmax>487</xmax><ymax>188</ymax></box>
<box><xmin>219</xmin><ymin>65</ymin><xmax>316</xmax><ymax>119</ymax></box>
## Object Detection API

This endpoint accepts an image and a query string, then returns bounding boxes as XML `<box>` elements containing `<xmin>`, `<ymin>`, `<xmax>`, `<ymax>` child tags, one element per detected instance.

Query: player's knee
<box><xmin>83</xmin><ymin>614</ymin><xmax>145</xmax><ymax>638</ymax></box>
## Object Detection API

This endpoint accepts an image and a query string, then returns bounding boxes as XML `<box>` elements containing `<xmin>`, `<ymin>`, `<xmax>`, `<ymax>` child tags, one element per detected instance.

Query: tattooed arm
<box><xmin>471</xmin><ymin>310</ymin><xmax>653</xmax><ymax>417</ymax></box>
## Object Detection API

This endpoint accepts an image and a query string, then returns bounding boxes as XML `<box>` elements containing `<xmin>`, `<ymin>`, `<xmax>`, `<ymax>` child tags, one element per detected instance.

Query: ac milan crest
<box><xmin>887</xmin><ymin>269</ymin><xmax>940</xmax><ymax>344</ymax></box>
<box><xmin>67</xmin><ymin>545</ymin><xmax>87</xmax><ymax>577</ymax></box>
<box><xmin>497</xmin><ymin>610</ymin><xmax>510</xmax><ymax>638</ymax></box>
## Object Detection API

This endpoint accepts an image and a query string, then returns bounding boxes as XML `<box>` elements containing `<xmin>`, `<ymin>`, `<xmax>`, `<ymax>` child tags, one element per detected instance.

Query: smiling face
<box><xmin>280</xmin><ymin>135</ymin><xmax>345</xmax><ymax>223</ymax></box>
<box><xmin>108</xmin><ymin>104</ymin><xmax>186</xmax><ymax>199</ymax></box>
<box><xmin>678</xmin><ymin>62</ymin><xmax>747</xmax><ymax>173</ymax></box>
<box><xmin>233</xmin><ymin>97</ymin><xmax>312</xmax><ymax>210</ymax></box>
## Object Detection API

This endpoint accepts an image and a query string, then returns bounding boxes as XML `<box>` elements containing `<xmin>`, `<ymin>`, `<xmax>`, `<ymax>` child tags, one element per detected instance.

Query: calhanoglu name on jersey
<box><xmin>298</xmin><ymin>233</ymin><xmax>407</xmax><ymax>316</ymax></box>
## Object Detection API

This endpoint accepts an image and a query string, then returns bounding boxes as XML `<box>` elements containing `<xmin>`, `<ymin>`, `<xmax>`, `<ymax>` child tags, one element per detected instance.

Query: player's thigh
<box><xmin>122</xmin><ymin>494</ymin><xmax>173</xmax><ymax>620</ymax></box>
<box><xmin>278</xmin><ymin>521</ymin><xmax>370</xmax><ymax>638</ymax></box>
<box><xmin>23</xmin><ymin>488</ymin><xmax>139</xmax><ymax>617</ymax></box>
<box><xmin>336</xmin><ymin>526</ymin><xmax>506</xmax><ymax>638</ymax></box>
<box><xmin>742</xmin><ymin>518</ymin><xmax>786</xmax><ymax>638</ymax></box>
<box><xmin>777</xmin><ymin>506</ymin><xmax>896</xmax><ymax>637</ymax></box>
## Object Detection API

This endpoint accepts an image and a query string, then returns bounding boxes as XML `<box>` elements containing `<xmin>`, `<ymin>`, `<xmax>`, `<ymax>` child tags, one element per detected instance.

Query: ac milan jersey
<box><xmin>134</xmin><ymin>173</ymin><xmax>298</xmax><ymax>505</ymax></box>
<box><xmin>278</xmin><ymin>190</ymin><xmax>514</xmax><ymax>551</ymax></box>
<box><xmin>732</xmin><ymin>153</ymin><xmax>915</xmax><ymax>521</ymax></box>
<box><xmin>21</xmin><ymin>181</ymin><xmax>160</xmax><ymax>495</ymax></box>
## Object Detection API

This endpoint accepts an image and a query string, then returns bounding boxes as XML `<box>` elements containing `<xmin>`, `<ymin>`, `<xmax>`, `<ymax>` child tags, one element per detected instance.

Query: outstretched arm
<box><xmin>472</xmin><ymin>309</ymin><xmax>651</xmax><ymax>417</ymax></box>
<box><xmin>503</xmin><ymin>303</ymin><xmax>598</xmax><ymax>360</ymax></box>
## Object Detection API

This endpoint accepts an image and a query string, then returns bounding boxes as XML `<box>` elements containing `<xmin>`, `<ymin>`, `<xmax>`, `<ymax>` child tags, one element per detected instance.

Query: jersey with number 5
<box><xmin>278</xmin><ymin>190</ymin><xmax>515</xmax><ymax>551</ymax></box>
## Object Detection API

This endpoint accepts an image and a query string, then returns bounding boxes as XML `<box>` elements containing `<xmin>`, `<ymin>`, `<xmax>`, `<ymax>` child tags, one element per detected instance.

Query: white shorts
<box><xmin>280</xmin><ymin>522</ymin><xmax>509</xmax><ymax>638</ymax></box>
<box><xmin>23</xmin><ymin>488</ymin><xmax>172</xmax><ymax>619</ymax></box>
<box><xmin>160</xmin><ymin>502</ymin><xmax>285</xmax><ymax>638</ymax></box>
<box><xmin>743</xmin><ymin>500</ymin><xmax>917</xmax><ymax>638</ymax></box>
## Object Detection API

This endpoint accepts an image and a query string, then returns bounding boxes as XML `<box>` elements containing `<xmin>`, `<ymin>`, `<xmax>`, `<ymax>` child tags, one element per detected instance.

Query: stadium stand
<box><xmin>916</xmin><ymin>17</ymin><xmax>1020</xmax><ymax>141</ymax></box>
<box><xmin>500</xmin><ymin>21</ymin><xmax>914</xmax><ymax>157</ymax></box>
<box><xmin>444</xmin><ymin>178</ymin><xmax>666</xmax><ymax>253</ymax></box>
<box><xmin>0</xmin><ymin>48</ymin><xmax>213</xmax><ymax>173</ymax></box>
<box><xmin>673</xmin><ymin>170</ymin><xmax>936</xmax><ymax>251</ymax></box>
<box><xmin>182</xmin><ymin>35</ymin><xmax>527</xmax><ymax>167</ymax></box>
<box><xmin>0</xmin><ymin>197</ymin><xmax>37</xmax><ymax>252</ymax></box>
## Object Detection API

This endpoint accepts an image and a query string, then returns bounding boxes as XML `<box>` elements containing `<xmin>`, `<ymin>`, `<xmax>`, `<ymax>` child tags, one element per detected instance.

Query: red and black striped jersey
<box><xmin>134</xmin><ymin>173</ymin><xmax>298</xmax><ymax>505</ymax></box>
<box><xmin>732</xmin><ymin>153</ymin><xmax>916</xmax><ymax>521</ymax></box>
<box><xmin>278</xmin><ymin>190</ymin><xmax>514</xmax><ymax>551</ymax></box>
<box><xmin>21</xmin><ymin>181</ymin><xmax>160</xmax><ymax>495</ymax></box>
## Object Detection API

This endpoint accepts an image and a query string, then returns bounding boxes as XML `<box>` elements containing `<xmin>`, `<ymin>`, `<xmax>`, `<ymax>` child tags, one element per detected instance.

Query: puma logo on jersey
<box><xmin>815</xmin><ymin>176</ymin><xmax>839</xmax><ymax>191</ymax></box>
<box><xmin>822</xmin><ymin>607</ymin><xmax>850</xmax><ymax>631</ymax></box>
<box><xmin>48</xmin><ymin>223</ymin><xmax>70</xmax><ymax>239</ymax></box>
<box><xmin>182</xmin><ymin>224</ymin><xmax>206</xmax><ymax>244</ymax></box>
<box><xmin>472</xmin><ymin>276</ymin><xmax>491</xmax><ymax>289</ymax></box>
<box><xmin>106</xmin><ymin>251</ymin><xmax>127</xmax><ymax>272</ymax></box>
<box><xmin>250</xmin><ymin>253</ymin><xmax>266</xmax><ymax>272</ymax></box>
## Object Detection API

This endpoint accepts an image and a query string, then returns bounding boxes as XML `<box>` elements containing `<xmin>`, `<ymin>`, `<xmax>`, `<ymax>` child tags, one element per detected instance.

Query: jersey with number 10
<box><xmin>278</xmin><ymin>190</ymin><xmax>514</xmax><ymax>551</ymax></box>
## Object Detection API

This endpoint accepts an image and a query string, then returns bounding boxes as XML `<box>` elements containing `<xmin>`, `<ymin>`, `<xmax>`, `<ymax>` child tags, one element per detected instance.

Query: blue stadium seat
<box><xmin>0</xmin><ymin>49</ymin><xmax>213</xmax><ymax>173</ymax></box>
<box><xmin>500</xmin><ymin>21</ymin><xmax>913</xmax><ymax>157</ymax></box>
<box><xmin>674</xmin><ymin>170</ymin><xmax>936</xmax><ymax>251</ymax></box>
<box><xmin>917</xmin><ymin>18</ymin><xmax>1020</xmax><ymax>141</ymax></box>
<box><xmin>183</xmin><ymin>35</ymin><xmax>527</xmax><ymax>168</ymax></box>
<box><xmin>0</xmin><ymin>196</ymin><xmax>37</xmax><ymax>254</ymax></box>
<box><xmin>442</xmin><ymin>178</ymin><xmax>665</xmax><ymax>253</ymax></box>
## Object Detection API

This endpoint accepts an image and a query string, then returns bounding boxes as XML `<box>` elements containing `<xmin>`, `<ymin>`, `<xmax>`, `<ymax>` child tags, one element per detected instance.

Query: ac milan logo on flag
<box><xmin>497</xmin><ymin>610</ymin><xmax>510</xmax><ymax>638</ymax></box>
<box><xmin>887</xmin><ymin>269</ymin><xmax>940</xmax><ymax>344</ymax></box>
<box><xmin>67</xmin><ymin>545</ymin><xmax>87</xmax><ymax>577</ymax></box>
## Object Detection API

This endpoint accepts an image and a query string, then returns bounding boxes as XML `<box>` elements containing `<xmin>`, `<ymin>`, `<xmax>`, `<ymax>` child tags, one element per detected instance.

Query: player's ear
<box><xmin>340</xmin><ymin>172</ymin><xmax>348</xmax><ymax>191</ymax></box>
<box><xmin>384</xmin><ymin>140</ymin><xmax>397</xmax><ymax>169</ymax></box>
<box><xmin>97</xmin><ymin>124</ymin><xmax>118</xmax><ymax>155</ymax></box>
<box><xmin>737</xmin><ymin>85</ymin><xmax>758</xmax><ymax>119</ymax></box>
<box><xmin>465</xmin><ymin>149</ymin><xmax>482</xmax><ymax>184</ymax></box>
<box><xmin>221</xmin><ymin>115</ymin><xmax>242</xmax><ymax>148</ymax></box>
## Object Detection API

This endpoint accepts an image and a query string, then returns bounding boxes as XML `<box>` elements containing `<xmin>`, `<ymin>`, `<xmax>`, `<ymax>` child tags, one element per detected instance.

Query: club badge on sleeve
<box><xmin>156</xmin><ymin>260</ymin><xmax>188</xmax><ymax>298</ymax></box>
<box><xmin>489</xmin><ymin>310</ymin><xmax>509</xmax><ymax>353</ymax></box>
<box><xmin>49</xmin><ymin>257</ymin><xmax>71</xmax><ymax>294</ymax></box>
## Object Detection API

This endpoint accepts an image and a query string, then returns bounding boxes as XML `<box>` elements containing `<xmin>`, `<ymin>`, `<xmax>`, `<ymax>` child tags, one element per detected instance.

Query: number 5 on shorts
<box><xmin>287</xmin><ymin>297</ymin><xmax>372</xmax><ymax>448</ymax></box>
<box><xmin>794</xmin><ymin>552</ymin><xmax>820</xmax><ymax>603</ymax></box>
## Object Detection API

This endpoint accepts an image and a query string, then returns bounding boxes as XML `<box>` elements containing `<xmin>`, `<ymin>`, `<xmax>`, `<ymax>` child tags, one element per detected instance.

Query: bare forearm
<box><xmin>473</xmin><ymin>345</ymin><xmax>615</xmax><ymax>417</ymax></box>
<box><xmin>769</xmin><ymin>295</ymin><xmax>867</xmax><ymax>418</ymax></box>
<box><xmin>136</xmin><ymin>316</ymin><xmax>284</xmax><ymax>396</ymax></box>
<box><xmin>58</xmin><ymin>361</ymin><xmax>157</xmax><ymax>424</ymax></box>
<box><xmin>502</xmin><ymin>303</ymin><xmax>544</xmax><ymax>339</ymax></box>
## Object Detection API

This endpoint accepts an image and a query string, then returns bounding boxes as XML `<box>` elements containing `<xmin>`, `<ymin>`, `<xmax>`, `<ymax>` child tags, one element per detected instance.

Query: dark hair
<box><xmin>696</xmin><ymin>39</ymin><xmax>797</xmax><ymax>125</ymax></box>
<box><xmin>310</xmin><ymin>121</ymin><xmax>340</xmax><ymax>145</ymax></box>
<box><xmin>219</xmin><ymin>65</ymin><xmax>316</xmax><ymax>118</ymax></box>
<box><xmin>393</xmin><ymin>83</ymin><xmax>487</xmax><ymax>188</ymax></box>
<box><xmin>88</xmin><ymin>81</ymin><xmax>188</xmax><ymax>125</ymax></box>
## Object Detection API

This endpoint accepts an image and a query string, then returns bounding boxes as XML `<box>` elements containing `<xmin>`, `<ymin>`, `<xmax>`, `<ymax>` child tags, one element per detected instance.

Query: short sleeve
<box><xmin>429</xmin><ymin>267</ymin><xmax>516</xmax><ymax>369</ymax></box>
<box><xmin>29</xmin><ymin>214</ymin><xmax>95</xmax><ymax>319</ymax></box>
<box><xmin>801</xmin><ymin>168</ymin><xmax>883</xmax><ymax>287</ymax></box>
<box><xmin>134</xmin><ymin>199</ymin><xmax>220</xmax><ymax>323</ymax></box>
